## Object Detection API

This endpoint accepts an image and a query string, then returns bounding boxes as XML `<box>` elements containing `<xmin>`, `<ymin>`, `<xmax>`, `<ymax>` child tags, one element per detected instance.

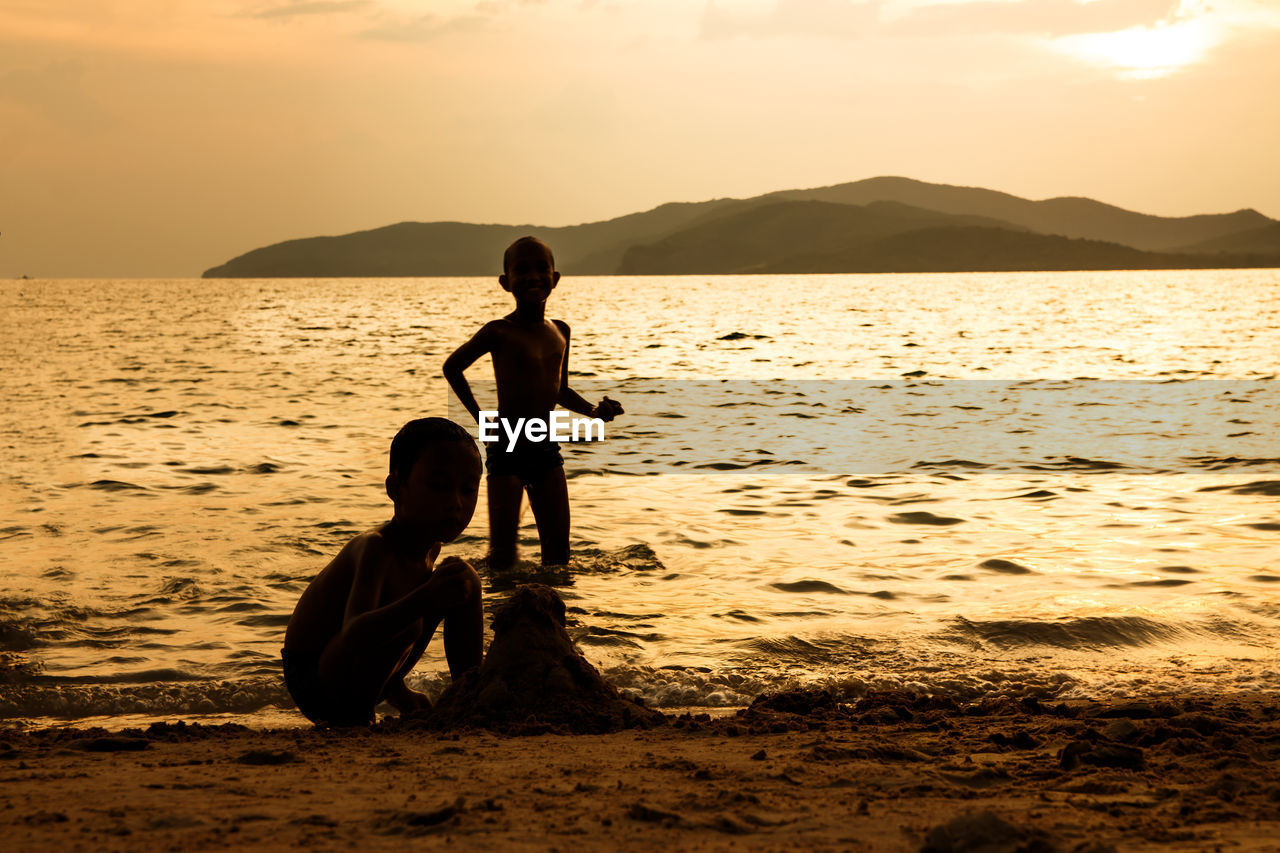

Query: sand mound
<box><xmin>426</xmin><ymin>584</ymin><xmax>666</xmax><ymax>734</ymax></box>
<box><xmin>921</xmin><ymin>810</ymin><xmax>1059</xmax><ymax>853</ymax></box>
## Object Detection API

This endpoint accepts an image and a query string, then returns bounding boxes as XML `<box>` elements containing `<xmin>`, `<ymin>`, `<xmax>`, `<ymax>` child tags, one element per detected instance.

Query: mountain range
<box><xmin>202</xmin><ymin>177</ymin><xmax>1280</xmax><ymax>277</ymax></box>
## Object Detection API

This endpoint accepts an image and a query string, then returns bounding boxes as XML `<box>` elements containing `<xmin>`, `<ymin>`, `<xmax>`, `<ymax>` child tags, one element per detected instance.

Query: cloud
<box><xmin>1046</xmin><ymin>0</ymin><xmax>1280</xmax><ymax>78</ymax></box>
<box><xmin>694</xmin><ymin>0</ymin><xmax>1220</xmax><ymax>41</ymax></box>
<box><xmin>250</xmin><ymin>1</ymin><xmax>372</xmax><ymax>19</ymax></box>
<box><xmin>701</xmin><ymin>0</ymin><xmax>883</xmax><ymax>40</ymax></box>
<box><xmin>476</xmin><ymin>0</ymin><xmax>549</xmax><ymax>9</ymax></box>
<box><xmin>891</xmin><ymin>0</ymin><xmax>1182</xmax><ymax>38</ymax></box>
<box><xmin>357</xmin><ymin>12</ymin><xmax>493</xmax><ymax>41</ymax></box>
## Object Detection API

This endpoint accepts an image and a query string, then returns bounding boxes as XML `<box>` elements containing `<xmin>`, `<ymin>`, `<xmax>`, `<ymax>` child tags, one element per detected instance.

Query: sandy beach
<box><xmin>4</xmin><ymin>690</ymin><xmax>1280</xmax><ymax>852</ymax></box>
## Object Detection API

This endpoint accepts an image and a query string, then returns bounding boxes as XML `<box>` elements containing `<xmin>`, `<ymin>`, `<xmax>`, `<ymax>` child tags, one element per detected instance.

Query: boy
<box><xmin>281</xmin><ymin>417</ymin><xmax>483</xmax><ymax>726</ymax></box>
<box><xmin>443</xmin><ymin>236</ymin><xmax>622</xmax><ymax>571</ymax></box>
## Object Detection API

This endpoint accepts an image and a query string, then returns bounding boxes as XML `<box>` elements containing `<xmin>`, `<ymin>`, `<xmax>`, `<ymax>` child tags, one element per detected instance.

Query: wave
<box><xmin>0</xmin><ymin>677</ymin><xmax>287</xmax><ymax>720</ymax></box>
<box><xmin>0</xmin><ymin>666</ymin><xmax>1079</xmax><ymax>721</ymax></box>
<box><xmin>1024</xmin><ymin>456</ymin><xmax>1130</xmax><ymax>472</ymax></box>
<box><xmin>0</xmin><ymin>595</ymin><xmax>122</xmax><ymax>652</ymax></box>
<box><xmin>1185</xmin><ymin>458</ymin><xmax>1280</xmax><ymax>472</ymax></box>
<box><xmin>1197</xmin><ymin>479</ymin><xmax>1280</xmax><ymax>496</ymax></box>
<box><xmin>3</xmin><ymin>647</ymin><xmax>1278</xmax><ymax>722</ymax></box>
<box><xmin>0</xmin><ymin>593</ymin><xmax>184</xmax><ymax>652</ymax></box>
<box><xmin>940</xmin><ymin>614</ymin><xmax>1266</xmax><ymax>650</ymax></box>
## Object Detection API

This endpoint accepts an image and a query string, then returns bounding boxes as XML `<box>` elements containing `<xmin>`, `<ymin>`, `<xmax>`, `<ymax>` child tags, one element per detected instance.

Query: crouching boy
<box><xmin>282</xmin><ymin>417</ymin><xmax>483</xmax><ymax>726</ymax></box>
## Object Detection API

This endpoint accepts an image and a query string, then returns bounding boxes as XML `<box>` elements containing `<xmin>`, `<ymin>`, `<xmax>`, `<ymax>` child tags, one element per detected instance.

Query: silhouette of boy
<box><xmin>282</xmin><ymin>418</ymin><xmax>483</xmax><ymax>726</ymax></box>
<box><xmin>444</xmin><ymin>236</ymin><xmax>622</xmax><ymax>570</ymax></box>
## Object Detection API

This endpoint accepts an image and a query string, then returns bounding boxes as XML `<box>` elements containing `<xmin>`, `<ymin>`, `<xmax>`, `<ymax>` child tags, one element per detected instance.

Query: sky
<box><xmin>2</xmin><ymin>0</ymin><xmax>1279</xmax><ymax>277</ymax></box>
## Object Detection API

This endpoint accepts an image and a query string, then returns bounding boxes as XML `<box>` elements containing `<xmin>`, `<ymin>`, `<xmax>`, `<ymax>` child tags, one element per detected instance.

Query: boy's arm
<box><xmin>343</xmin><ymin>538</ymin><xmax>433</xmax><ymax>715</ymax></box>
<box><xmin>555</xmin><ymin>321</ymin><xmax>595</xmax><ymax>415</ymax></box>
<box><xmin>342</xmin><ymin>535</ymin><xmax>390</xmax><ymax>628</ymax></box>
<box><xmin>443</xmin><ymin>323</ymin><xmax>499</xmax><ymax>423</ymax></box>
<box><xmin>555</xmin><ymin>320</ymin><xmax>622</xmax><ymax>421</ymax></box>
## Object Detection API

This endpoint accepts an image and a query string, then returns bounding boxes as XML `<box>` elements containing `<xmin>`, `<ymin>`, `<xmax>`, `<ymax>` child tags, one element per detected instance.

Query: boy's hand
<box><xmin>425</xmin><ymin>556</ymin><xmax>477</xmax><ymax>609</ymax></box>
<box><xmin>593</xmin><ymin>396</ymin><xmax>624</xmax><ymax>422</ymax></box>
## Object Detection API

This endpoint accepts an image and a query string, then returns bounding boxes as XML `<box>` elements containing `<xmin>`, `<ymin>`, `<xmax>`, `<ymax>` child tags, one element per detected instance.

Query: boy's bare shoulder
<box><xmin>475</xmin><ymin>318</ymin><xmax>518</xmax><ymax>345</ymax></box>
<box><xmin>285</xmin><ymin>526</ymin><xmax>397</xmax><ymax>652</ymax></box>
<box><xmin>330</xmin><ymin>526</ymin><xmax>397</xmax><ymax>574</ymax></box>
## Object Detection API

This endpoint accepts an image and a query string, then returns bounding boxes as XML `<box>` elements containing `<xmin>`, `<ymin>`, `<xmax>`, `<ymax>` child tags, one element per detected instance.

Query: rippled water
<box><xmin>1</xmin><ymin>271</ymin><xmax>1277</xmax><ymax>724</ymax></box>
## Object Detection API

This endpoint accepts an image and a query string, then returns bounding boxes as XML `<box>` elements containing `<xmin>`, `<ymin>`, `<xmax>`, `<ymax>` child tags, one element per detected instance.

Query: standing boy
<box><xmin>443</xmin><ymin>236</ymin><xmax>622</xmax><ymax>570</ymax></box>
<box><xmin>282</xmin><ymin>417</ymin><xmax>483</xmax><ymax>726</ymax></box>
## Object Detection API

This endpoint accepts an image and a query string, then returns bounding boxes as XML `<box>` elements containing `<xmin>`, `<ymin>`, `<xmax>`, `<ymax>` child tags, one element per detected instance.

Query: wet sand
<box><xmin>4</xmin><ymin>691</ymin><xmax>1280</xmax><ymax>851</ymax></box>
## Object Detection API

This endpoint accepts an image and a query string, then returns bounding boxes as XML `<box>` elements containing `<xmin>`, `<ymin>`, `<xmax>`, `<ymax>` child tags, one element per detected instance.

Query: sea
<box><xmin>1</xmin><ymin>270</ymin><xmax>1277</xmax><ymax>728</ymax></box>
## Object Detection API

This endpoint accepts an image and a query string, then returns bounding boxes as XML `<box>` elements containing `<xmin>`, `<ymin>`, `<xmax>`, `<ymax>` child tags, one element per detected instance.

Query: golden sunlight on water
<box><xmin>0</xmin><ymin>271</ymin><xmax>1277</xmax><ymax>721</ymax></box>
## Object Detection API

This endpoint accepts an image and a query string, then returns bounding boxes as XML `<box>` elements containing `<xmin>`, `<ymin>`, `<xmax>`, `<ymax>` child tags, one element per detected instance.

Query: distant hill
<box><xmin>618</xmin><ymin>202</ymin><xmax>1249</xmax><ymax>274</ymax></box>
<box><xmin>616</xmin><ymin>200</ymin><xmax>1024</xmax><ymax>274</ymax></box>
<box><xmin>763</xmin><ymin>226</ymin><xmax>1228</xmax><ymax>274</ymax></box>
<box><xmin>203</xmin><ymin>222</ymin><xmax>526</xmax><ymax>278</ymax></box>
<box><xmin>1173</xmin><ymin>222</ymin><xmax>1280</xmax><ymax>256</ymax></box>
<box><xmin>201</xmin><ymin>200</ymin><xmax>748</xmax><ymax>278</ymax></box>
<box><xmin>763</xmin><ymin>177</ymin><xmax>1273</xmax><ymax>252</ymax></box>
<box><xmin>202</xmin><ymin>177</ymin><xmax>1280</xmax><ymax>277</ymax></box>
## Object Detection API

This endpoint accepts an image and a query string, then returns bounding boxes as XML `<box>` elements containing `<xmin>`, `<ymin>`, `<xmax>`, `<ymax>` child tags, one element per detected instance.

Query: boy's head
<box><xmin>386</xmin><ymin>418</ymin><xmax>482</xmax><ymax>543</ymax></box>
<box><xmin>500</xmin><ymin>236</ymin><xmax>559</xmax><ymax>303</ymax></box>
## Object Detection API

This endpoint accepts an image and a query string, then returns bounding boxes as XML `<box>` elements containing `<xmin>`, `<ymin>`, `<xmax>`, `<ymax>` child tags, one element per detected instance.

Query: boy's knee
<box><xmin>457</xmin><ymin>565</ymin><xmax>481</xmax><ymax>600</ymax></box>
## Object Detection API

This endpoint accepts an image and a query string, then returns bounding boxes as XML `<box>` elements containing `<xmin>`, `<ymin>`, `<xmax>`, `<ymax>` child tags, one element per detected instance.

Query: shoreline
<box><xmin>5</xmin><ymin>690</ymin><xmax>1279</xmax><ymax>850</ymax></box>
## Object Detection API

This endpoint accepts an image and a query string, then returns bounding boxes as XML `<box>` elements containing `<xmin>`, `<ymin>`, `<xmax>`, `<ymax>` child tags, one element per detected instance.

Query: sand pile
<box><xmin>426</xmin><ymin>584</ymin><xmax>665</xmax><ymax>734</ymax></box>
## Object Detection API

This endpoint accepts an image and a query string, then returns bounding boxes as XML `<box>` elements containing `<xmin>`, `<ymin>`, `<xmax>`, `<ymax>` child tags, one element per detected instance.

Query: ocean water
<box><xmin>1</xmin><ymin>271</ymin><xmax>1277</xmax><ymax>726</ymax></box>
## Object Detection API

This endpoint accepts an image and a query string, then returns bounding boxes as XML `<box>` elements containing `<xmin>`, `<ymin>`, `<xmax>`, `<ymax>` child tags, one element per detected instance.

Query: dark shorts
<box><xmin>280</xmin><ymin>648</ymin><xmax>373</xmax><ymax>727</ymax></box>
<box><xmin>484</xmin><ymin>438</ymin><xmax>564</xmax><ymax>485</ymax></box>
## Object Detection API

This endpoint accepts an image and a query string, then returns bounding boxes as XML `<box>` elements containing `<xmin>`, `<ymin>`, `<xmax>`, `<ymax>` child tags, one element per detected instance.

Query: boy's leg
<box><xmin>487</xmin><ymin>473</ymin><xmax>523</xmax><ymax>571</ymax></box>
<box><xmin>441</xmin><ymin>561</ymin><xmax>484</xmax><ymax>678</ymax></box>
<box><xmin>389</xmin><ymin>560</ymin><xmax>483</xmax><ymax>685</ymax></box>
<box><xmin>316</xmin><ymin>564</ymin><xmax>480</xmax><ymax>722</ymax></box>
<box><xmin>526</xmin><ymin>465</ymin><xmax>570</xmax><ymax>566</ymax></box>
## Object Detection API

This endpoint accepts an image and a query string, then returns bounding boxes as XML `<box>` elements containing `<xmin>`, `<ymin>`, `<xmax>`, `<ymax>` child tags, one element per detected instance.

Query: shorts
<box><xmin>484</xmin><ymin>438</ymin><xmax>564</xmax><ymax>485</ymax></box>
<box><xmin>280</xmin><ymin>648</ymin><xmax>373</xmax><ymax>727</ymax></box>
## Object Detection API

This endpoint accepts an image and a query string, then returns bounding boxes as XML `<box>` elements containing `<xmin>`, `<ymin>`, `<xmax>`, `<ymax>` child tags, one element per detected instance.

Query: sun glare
<box><xmin>1056</xmin><ymin>17</ymin><xmax>1219</xmax><ymax>79</ymax></box>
